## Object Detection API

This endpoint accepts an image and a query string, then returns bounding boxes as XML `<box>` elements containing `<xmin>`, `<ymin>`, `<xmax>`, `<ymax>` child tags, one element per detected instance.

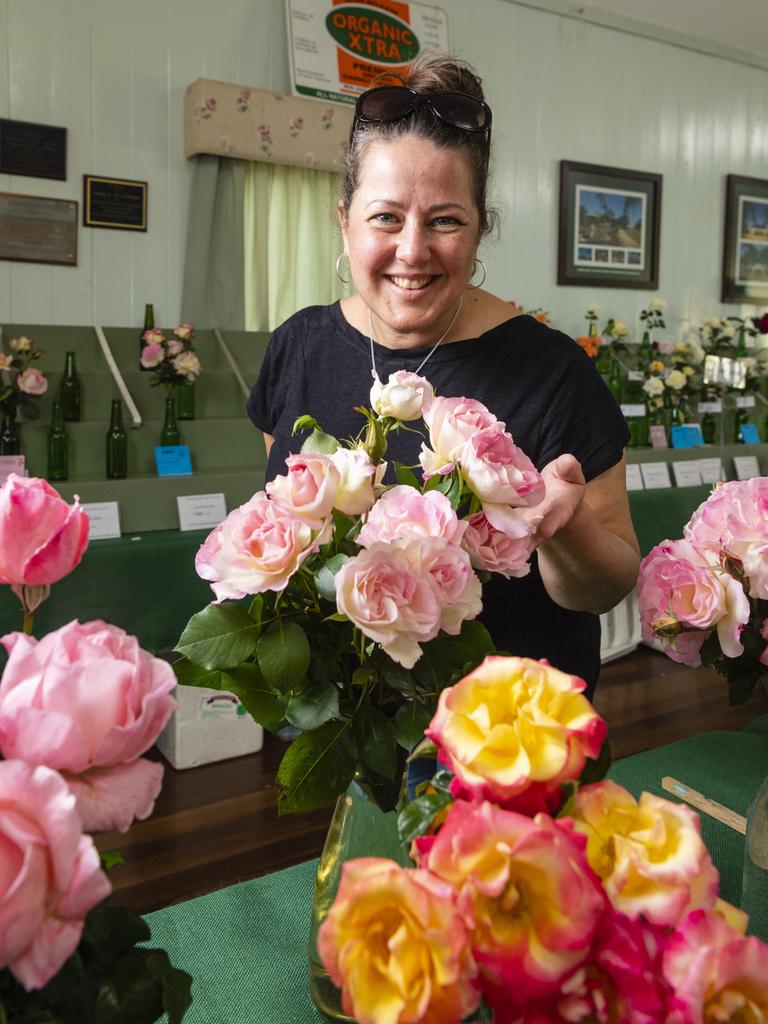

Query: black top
<box><xmin>248</xmin><ymin>302</ymin><xmax>629</xmax><ymax>695</ymax></box>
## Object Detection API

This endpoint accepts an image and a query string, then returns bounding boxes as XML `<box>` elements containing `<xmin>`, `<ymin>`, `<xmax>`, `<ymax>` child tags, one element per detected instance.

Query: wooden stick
<box><xmin>661</xmin><ymin>777</ymin><xmax>746</xmax><ymax>834</ymax></box>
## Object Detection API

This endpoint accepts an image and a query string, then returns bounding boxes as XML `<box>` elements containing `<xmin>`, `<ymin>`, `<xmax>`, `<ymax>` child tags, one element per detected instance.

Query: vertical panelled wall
<box><xmin>0</xmin><ymin>0</ymin><xmax>766</xmax><ymax>339</ymax></box>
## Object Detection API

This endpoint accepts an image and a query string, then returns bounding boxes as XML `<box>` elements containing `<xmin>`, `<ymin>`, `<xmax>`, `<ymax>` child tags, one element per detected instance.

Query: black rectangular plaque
<box><xmin>0</xmin><ymin>192</ymin><xmax>77</xmax><ymax>266</ymax></box>
<box><xmin>0</xmin><ymin>118</ymin><xmax>67</xmax><ymax>180</ymax></box>
<box><xmin>83</xmin><ymin>174</ymin><xmax>148</xmax><ymax>231</ymax></box>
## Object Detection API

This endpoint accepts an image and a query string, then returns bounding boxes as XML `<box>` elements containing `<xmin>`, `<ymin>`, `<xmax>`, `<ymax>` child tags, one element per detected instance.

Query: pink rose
<box><xmin>165</xmin><ymin>338</ymin><xmax>184</xmax><ymax>356</ymax></box>
<box><xmin>663</xmin><ymin>910</ymin><xmax>768</xmax><ymax>1023</ymax></box>
<box><xmin>140</xmin><ymin>342</ymin><xmax>164</xmax><ymax>368</ymax></box>
<box><xmin>328</xmin><ymin>447</ymin><xmax>380</xmax><ymax>516</ymax></box>
<box><xmin>357</xmin><ymin>485</ymin><xmax>466</xmax><ymax>548</ymax></box>
<box><xmin>0</xmin><ymin>474</ymin><xmax>89</xmax><ymax>588</ymax></box>
<box><xmin>412</xmin><ymin>536</ymin><xmax>482</xmax><ymax>635</ymax></box>
<box><xmin>0</xmin><ymin>620</ymin><xmax>177</xmax><ymax>833</ymax></box>
<box><xmin>462</xmin><ymin>510</ymin><xmax>536</xmax><ymax>579</ymax></box>
<box><xmin>0</xmin><ymin>761</ymin><xmax>111</xmax><ymax>991</ymax></box>
<box><xmin>369</xmin><ymin>370</ymin><xmax>435</xmax><ymax>421</ymax></box>
<box><xmin>174</xmin><ymin>322</ymin><xmax>194</xmax><ymax>340</ymax></box>
<box><xmin>266</xmin><ymin>453</ymin><xmax>339</xmax><ymax>527</ymax></box>
<box><xmin>684</xmin><ymin>478</ymin><xmax>768</xmax><ymax>599</ymax></box>
<box><xmin>637</xmin><ymin>538</ymin><xmax>750</xmax><ymax>665</ymax></box>
<box><xmin>16</xmin><ymin>367</ymin><xmax>48</xmax><ymax>396</ymax></box>
<box><xmin>334</xmin><ymin>543</ymin><xmax>442</xmax><ymax>668</ymax></box>
<box><xmin>459</xmin><ymin>426</ymin><xmax>545</xmax><ymax>506</ymax></box>
<box><xmin>196</xmin><ymin>491</ymin><xmax>319</xmax><ymax>599</ymax></box>
<box><xmin>141</xmin><ymin>328</ymin><xmax>165</xmax><ymax>345</ymax></box>
<box><xmin>420</xmin><ymin>396</ymin><xmax>501</xmax><ymax>476</ymax></box>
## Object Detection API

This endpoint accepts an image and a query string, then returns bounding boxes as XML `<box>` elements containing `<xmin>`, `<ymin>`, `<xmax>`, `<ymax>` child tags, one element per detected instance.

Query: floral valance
<box><xmin>185</xmin><ymin>78</ymin><xmax>353</xmax><ymax>172</ymax></box>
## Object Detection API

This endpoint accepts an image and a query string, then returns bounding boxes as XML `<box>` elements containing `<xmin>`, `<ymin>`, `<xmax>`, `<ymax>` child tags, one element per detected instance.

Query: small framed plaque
<box><xmin>0</xmin><ymin>192</ymin><xmax>77</xmax><ymax>266</ymax></box>
<box><xmin>0</xmin><ymin>118</ymin><xmax>67</xmax><ymax>180</ymax></box>
<box><xmin>83</xmin><ymin>174</ymin><xmax>147</xmax><ymax>231</ymax></box>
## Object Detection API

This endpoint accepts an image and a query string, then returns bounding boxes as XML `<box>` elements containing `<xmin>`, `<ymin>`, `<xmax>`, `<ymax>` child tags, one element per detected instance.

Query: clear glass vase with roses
<box><xmin>0</xmin><ymin>335</ymin><xmax>48</xmax><ymax>455</ymax></box>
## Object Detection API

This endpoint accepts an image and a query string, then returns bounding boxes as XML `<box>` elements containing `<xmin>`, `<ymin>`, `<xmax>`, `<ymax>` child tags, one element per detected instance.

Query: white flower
<box><xmin>643</xmin><ymin>376</ymin><xmax>666</xmax><ymax>397</ymax></box>
<box><xmin>172</xmin><ymin>351</ymin><xmax>201</xmax><ymax>380</ymax></box>
<box><xmin>721</xmin><ymin>323</ymin><xmax>736</xmax><ymax>339</ymax></box>
<box><xmin>370</xmin><ymin>370</ymin><xmax>434</xmax><ymax>422</ymax></box>
<box><xmin>648</xmin><ymin>298</ymin><xmax>667</xmax><ymax>311</ymax></box>
<box><xmin>666</xmin><ymin>369</ymin><xmax>687</xmax><ymax>391</ymax></box>
<box><xmin>613</xmin><ymin>320</ymin><xmax>629</xmax><ymax>337</ymax></box>
<box><xmin>328</xmin><ymin>447</ymin><xmax>382</xmax><ymax>516</ymax></box>
<box><xmin>586</xmin><ymin>303</ymin><xmax>601</xmax><ymax>315</ymax></box>
<box><xmin>9</xmin><ymin>336</ymin><xmax>32</xmax><ymax>352</ymax></box>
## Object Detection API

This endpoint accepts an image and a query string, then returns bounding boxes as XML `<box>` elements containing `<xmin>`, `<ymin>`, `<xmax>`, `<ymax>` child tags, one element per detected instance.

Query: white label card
<box><xmin>672</xmin><ymin>461</ymin><xmax>703</xmax><ymax>487</ymax></box>
<box><xmin>735</xmin><ymin>395</ymin><xmax>756</xmax><ymax>408</ymax></box>
<box><xmin>698</xmin><ymin>458</ymin><xmax>725</xmax><ymax>484</ymax></box>
<box><xmin>640</xmin><ymin>462</ymin><xmax>672</xmax><ymax>489</ymax></box>
<box><xmin>625</xmin><ymin>464</ymin><xmax>644</xmax><ymax>491</ymax></box>
<box><xmin>734</xmin><ymin>455</ymin><xmax>760</xmax><ymax>480</ymax></box>
<box><xmin>620</xmin><ymin>403</ymin><xmax>647</xmax><ymax>417</ymax></box>
<box><xmin>698</xmin><ymin>401</ymin><xmax>723</xmax><ymax>413</ymax></box>
<box><xmin>177</xmin><ymin>492</ymin><xmax>227</xmax><ymax>532</ymax></box>
<box><xmin>81</xmin><ymin>502</ymin><xmax>121</xmax><ymax>540</ymax></box>
<box><xmin>627</xmin><ymin>370</ymin><xmax>644</xmax><ymax>382</ymax></box>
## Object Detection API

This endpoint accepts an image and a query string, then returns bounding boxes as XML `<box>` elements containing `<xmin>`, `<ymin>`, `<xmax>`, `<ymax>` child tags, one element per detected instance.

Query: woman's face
<box><xmin>340</xmin><ymin>135</ymin><xmax>482</xmax><ymax>348</ymax></box>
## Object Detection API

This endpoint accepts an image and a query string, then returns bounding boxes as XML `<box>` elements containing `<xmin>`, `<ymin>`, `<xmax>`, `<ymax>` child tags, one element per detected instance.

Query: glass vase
<box><xmin>308</xmin><ymin>777</ymin><xmax>409</xmax><ymax>1023</ymax></box>
<box><xmin>176</xmin><ymin>381</ymin><xmax>196</xmax><ymax>420</ymax></box>
<box><xmin>0</xmin><ymin>416</ymin><xmax>20</xmax><ymax>456</ymax></box>
<box><xmin>742</xmin><ymin>774</ymin><xmax>768</xmax><ymax>943</ymax></box>
<box><xmin>160</xmin><ymin>394</ymin><xmax>181</xmax><ymax>446</ymax></box>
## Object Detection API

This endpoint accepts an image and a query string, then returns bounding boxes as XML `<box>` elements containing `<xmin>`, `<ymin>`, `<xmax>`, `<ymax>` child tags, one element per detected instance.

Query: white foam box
<box><xmin>155</xmin><ymin>684</ymin><xmax>264</xmax><ymax>770</ymax></box>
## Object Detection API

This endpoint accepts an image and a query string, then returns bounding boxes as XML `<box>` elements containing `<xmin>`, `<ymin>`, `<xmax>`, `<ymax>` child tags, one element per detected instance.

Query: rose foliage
<box><xmin>175</xmin><ymin>374</ymin><xmax>545</xmax><ymax>815</ymax></box>
<box><xmin>318</xmin><ymin>655</ymin><xmax>768</xmax><ymax>1024</ymax></box>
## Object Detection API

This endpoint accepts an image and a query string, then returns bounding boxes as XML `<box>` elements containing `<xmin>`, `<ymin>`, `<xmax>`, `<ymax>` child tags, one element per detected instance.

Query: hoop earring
<box><xmin>470</xmin><ymin>257</ymin><xmax>487</xmax><ymax>289</ymax></box>
<box><xmin>335</xmin><ymin>252</ymin><xmax>351</xmax><ymax>285</ymax></box>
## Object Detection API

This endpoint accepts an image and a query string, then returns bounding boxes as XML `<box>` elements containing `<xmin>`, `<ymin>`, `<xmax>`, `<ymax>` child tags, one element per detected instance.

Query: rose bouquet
<box><xmin>0</xmin><ymin>475</ymin><xmax>192</xmax><ymax>1023</ymax></box>
<box><xmin>140</xmin><ymin>321</ymin><xmax>201</xmax><ymax>392</ymax></box>
<box><xmin>638</xmin><ymin>477</ymin><xmax>768</xmax><ymax>705</ymax></box>
<box><xmin>317</xmin><ymin>654</ymin><xmax>768</xmax><ymax>1024</ymax></box>
<box><xmin>0</xmin><ymin>335</ymin><xmax>48</xmax><ymax>420</ymax></box>
<box><xmin>175</xmin><ymin>372</ymin><xmax>545</xmax><ymax>814</ymax></box>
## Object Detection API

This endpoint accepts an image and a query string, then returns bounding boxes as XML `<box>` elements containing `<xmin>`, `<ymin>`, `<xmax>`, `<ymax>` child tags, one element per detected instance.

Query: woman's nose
<box><xmin>396</xmin><ymin>222</ymin><xmax>430</xmax><ymax>265</ymax></box>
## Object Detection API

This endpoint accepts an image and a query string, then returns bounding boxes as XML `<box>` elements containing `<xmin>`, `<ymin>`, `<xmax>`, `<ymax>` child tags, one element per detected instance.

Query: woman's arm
<box><xmin>530</xmin><ymin>454</ymin><xmax>641</xmax><ymax>615</ymax></box>
<box><xmin>262</xmin><ymin>432</ymin><xmax>274</xmax><ymax>457</ymax></box>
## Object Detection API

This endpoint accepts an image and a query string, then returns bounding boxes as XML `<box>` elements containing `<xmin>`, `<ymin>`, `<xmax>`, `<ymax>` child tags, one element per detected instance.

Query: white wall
<box><xmin>1</xmin><ymin>0</ymin><xmax>766</xmax><ymax>340</ymax></box>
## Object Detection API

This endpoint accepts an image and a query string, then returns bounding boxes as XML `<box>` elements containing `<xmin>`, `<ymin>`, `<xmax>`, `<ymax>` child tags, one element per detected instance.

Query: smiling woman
<box><xmin>247</xmin><ymin>55</ymin><xmax>640</xmax><ymax>697</ymax></box>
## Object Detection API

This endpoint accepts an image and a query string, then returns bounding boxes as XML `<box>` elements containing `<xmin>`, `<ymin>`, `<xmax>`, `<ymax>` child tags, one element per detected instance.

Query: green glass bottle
<box><xmin>607</xmin><ymin>356</ymin><xmax>623</xmax><ymax>403</ymax></box>
<box><xmin>176</xmin><ymin>380</ymin><xmax>196</xmax><ymax>420</ymax></box>
<box><xmin>0</xmin><ymin>415</ymin><xmax>20</xmax><ymax>456</ymax></box>
<box><xmin>47</xmin><ymin>400</ymin><xmax>68</xmax><ymax>481</ymax></box>
<box><xmin>140</xmin><ymin>303</ymin><xmax>154</xmax><ymax>371</ymax></box>
<box><xmin>733</xmin><ymin>404</ymin><xmax>750</xmax><ymax>444</ymax></box>
<box><xmin>160</xmin><ymin>394</ymin><xmax>181</xmax><ymax>446</ymax></box>
<box><xmin>638</xmin><ymin>329</ymin><xmax>652</xmax><ymax>367</ymax></box>
<box><xmin>60</xmin><ymin>350</ymin><xmax>81</xmax><ymax>422</ymax></box>
<box><xmin>735</xmin><ymin>322</ymin><xmax>748</xmax><ymax>357</ymax></box>
<box><xmin>106</xmin><ymin>399</ymin><xmax>128</xmax><ymax>479</ymax></box>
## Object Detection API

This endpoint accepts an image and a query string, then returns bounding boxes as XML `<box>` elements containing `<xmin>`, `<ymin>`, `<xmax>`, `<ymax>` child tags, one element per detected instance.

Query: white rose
<box><xmin>9</xmin><ymin>336</ymin><xmax>32</xmax><ymax>352</ymax></box>
<box><xmin>643</xmin><ymin>376</ymin><xmax>666</xmax><ymax>397</ymax></box>
<box><xmin>172</xmin><ymin>351</ymin><xmax>201</xmax><ymax>379</ymax></box>
<box><xmin>721</xmin><ymin>323</ymin><xmax>735</xmax><ymax>339</ymax></box>
<box><xmin>613</xmin><ymin>320</ymin><xmax>629</xmax><ymax>337</ymax></box>
<box><xmin>649</xmin><ymin>298</ymin><xmax>667</xmax><ymax>311</ymax></box>
<box><xmin>328</xmin><ymin>447</ymin><xmax>380</xmax><ymax>516</ymax></box>
<box><xmin>666</xmin><ymin>369</ymin><xmax>687</xmax><ymax>391</ymax></box>
<box><xmin>370</xmin><ymin>370</ymin><xmax>434</xmax><ymax>421</ymax></box>
<box><xmin>586</xmin><ymin>303</ymin><xmax>601</xmax><ymax>315</ymax></box>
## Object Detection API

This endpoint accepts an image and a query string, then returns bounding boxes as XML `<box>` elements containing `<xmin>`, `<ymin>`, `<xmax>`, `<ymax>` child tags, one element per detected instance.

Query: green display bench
<box><xmin>628</xmin><ymin>484</ymin><xmax>711</xmax><ymax>556</ymax></box>
<box><xmin>143</xmin><ymin>726</ymin><xmax>768</xmax><ymax>1024</ymax></box>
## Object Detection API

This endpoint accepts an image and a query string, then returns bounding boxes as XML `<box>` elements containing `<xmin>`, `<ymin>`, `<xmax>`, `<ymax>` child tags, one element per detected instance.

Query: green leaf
<box><xmin>397</xmin><ymin>791</ymin><xmax>453</xmax><ymax>846</ymax></box>
<box><xmin>355</xmin><ymin>706</ymin><xmax>398</xmax><ymax>780</ymax></box>
<box><xmin>249</xmin><ymin>593</ymin><xmax>265</xmax><ymax>623</ymax></box>
<box><xmin>332</xmin><ymin>508</ymin><xmax>356</xmax><ymax>541</ymax></box>
<box><xmin>277</xmin><ymin>719</ymin><xmax>356</xmax><ymax>814</ymax></box>
<box><xmin>100</xmin><ymin>850</ymin><xmax>125</xmax><ymax>871</ymax></box>
<box><xmin>256</xmin><ymin>620</ymin><xmax>311</xmax><ymax>693</ymax></box>
<box><xmin>578</xmin><ymin>738</ymin><xmax>613</xmax><ymax>786</ymax></box>
<box><xmin>146</xmin><ymin>950</ymin><xmax>193</xmax><ymax>1024</ymax></box>
<box><xmin>394</xmin><ymin>701</ymin><xmax>433</xmax><ymax>751</ymax></box>
<box><xmin>698</xmin><ymin>630</ymin><xmax>723</xmax><ymax>667</ymax></box>
<box><xmin>221</xmin><ymin>664</ymin><xmax>286</xmax><ymax>729</ymax></box>
<box><xmin>414</xmin><ymin>621</ymin><xmax>495</xmax><ymax>690</ymax></box>
<box><xmin>174</xmin><ymin>602</ymin><xmax>260</xmax><ymax>670</ymax></box>
<box><xmin>172</xmin><ymin>656</ymin><xmax>223</xmax><ymax>688</ymax></box>
<box><xmin>393</xmin><ymin>462</ymin><xmax>420</xmax><ymax>488</ymax></box>
<box><xmin>301</xmin><ymin>427</ymin><xmax>338</xmax><ymax>454</ymax></box>
<box><xmin>316</xmin><ymin>553</ymin><xmax>350</xmax><ymax>602</ymax></box>
<box><xmin>286</xmin><ymin>678</ymin><xmax>340</xmax><ymax>730</ymax></box>
<box><xmin>292</xmin><ymin>414</ymin><xmax>322</xmax><ymax>434</ymax></box>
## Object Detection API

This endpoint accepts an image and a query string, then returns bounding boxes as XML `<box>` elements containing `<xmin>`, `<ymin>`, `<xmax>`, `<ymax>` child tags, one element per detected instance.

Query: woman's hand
<box><xmin>521</xmin><ymin>454</ymin><xmax>587</xmax><ymax>542</ymax></box>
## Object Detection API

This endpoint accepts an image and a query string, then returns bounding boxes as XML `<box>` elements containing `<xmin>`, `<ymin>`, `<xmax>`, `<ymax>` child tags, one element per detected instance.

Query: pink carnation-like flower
<box><xmin>459</xmin><ymin>426</ymin><xmax>545</xmax><ymax>507</ymax></box>
<box><xmin>16</xmin><ymin>367</ymin><xmax>48</xmax><ymax>396</ymax></box>
<box><xmin>637</xmin><ymin>538</ymin><xmax>750</xmax><ymax>665</ymax></box>
<box><xmin>760</xmin><ymin>618</ymin><xmax>768</xmax><ymax>667</ymax></box>
<box><xmin>266</xmin><ymin>452</ymin><xmax>339</xmax><ymax>528</ymax></box>
<box><xmin>140</xmin><ymin>342</ymin><xmax>164</xmax><ymax>368</ymax></box>
<box><xmin>0</xmin><ymin>761</ymin><xmax>111</xmax><ymax>991</ymax></box>
<box><xmin>334</xmin><ymin>543</ymin><xmax>442</xmax><ymax>668</ymax></box>
<box><xmin>0</xmin><ymin>620</ymin><xmax>177</xmax><ymax>833</ymax></box>
<box><xmin>358</xmin><ymin>485</ymin><xmax>466</xmax><ymax>548</ymax></box>
<box><xmin>420</xmin><ymin>396</ymin><xmax>501</xmax><ymax>477</ymax></box>
<box><xmin>195</xmin><ymin>491</ymin><xmax>319</xmax><ymax>599</ymax></box>
<box><xmin>462</xmin><ymin>510</ymin><xmax>536</xmax><ymax>579</ymax></box>
<box><xmin>684</xmin><ymin>478</ymin><xmax>768</xmax><ymax>599</ymax></box>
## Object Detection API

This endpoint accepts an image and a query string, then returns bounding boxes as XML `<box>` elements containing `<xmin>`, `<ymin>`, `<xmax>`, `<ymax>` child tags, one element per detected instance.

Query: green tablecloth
<box><xmin>143</xmin><ymin>726</ymin><xmax>768</xmax><ymax>1024</ymax></box>
<box><xmin>628</xmin><ymin>484</ymin><xmax>710</xmax><ymax>556</ymax></box>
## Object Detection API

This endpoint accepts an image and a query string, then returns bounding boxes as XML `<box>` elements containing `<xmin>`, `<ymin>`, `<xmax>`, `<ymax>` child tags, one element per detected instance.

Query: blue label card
<box><xmin>155</xmin><ymin>445</ymin><xmax>193</xmax><ymax>477</ymax></box>
<box><xmin>740</xmin><ymin>423</ymin><xmax>761</xmax><ymax>444</ymax></box>
<box><xmin>671</xmin><ymin>424</ymin><xmax>704</xmax><ymax>449</ymax></box>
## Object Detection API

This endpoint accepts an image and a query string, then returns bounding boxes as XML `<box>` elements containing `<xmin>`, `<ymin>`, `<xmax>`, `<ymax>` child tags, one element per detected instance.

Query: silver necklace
<box><xmin>368</xmin><ymin>295</ymin><xmax>463</xmax><ymax>381</ymax></box>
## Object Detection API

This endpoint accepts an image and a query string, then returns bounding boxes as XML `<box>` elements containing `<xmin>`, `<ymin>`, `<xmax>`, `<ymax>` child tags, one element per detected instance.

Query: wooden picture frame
<box><xmin>558</xmin><ymin>160</ymin><xmax>662</xmax><ymax>289</ymax></box>
<box><xmin>722</xmin><ymin>174</ymin><xmax>768</xmax><ymax>304</ymax></box>
<box><xmin>83</xmin><ymin>174</ymin><xmax>148</xmax><ymax>231</ymax></box>
<box><xmin>0</xmin><ymin>192</ymin><xmax>77</xmax><ymax>266</ymax></box>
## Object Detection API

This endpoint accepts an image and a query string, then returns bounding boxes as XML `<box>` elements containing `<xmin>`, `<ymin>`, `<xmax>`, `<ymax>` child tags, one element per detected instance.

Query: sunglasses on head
<box><xmin>353</xmin><ymin>86</ymin><xmax>492</xmax><ymax>143</ymax></box>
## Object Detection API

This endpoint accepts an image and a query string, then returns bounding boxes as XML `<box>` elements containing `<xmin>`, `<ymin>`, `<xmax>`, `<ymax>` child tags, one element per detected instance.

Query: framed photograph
<box><xmin>0</xmin><ymin>118</ymin><xmax>67</xmax><ymax>180</ymax></box>
<box><xmin>83</xmin><ymin>174</ymin><xmax>147</xmax><ymax>231</ymax></box>
<box><xmin>0</xmin><ymin>192</ymin><xmax>77</xmax><ymax>266</ymax></box>
<box><xmin>558</xmin><ymin>160</ymin><xmax>662</xmax><ymax>288</ymax></box>
<box><xmin>722</xmin><ymin>174</ymin><xmax>768</xmax><ymax>303</ymax></box>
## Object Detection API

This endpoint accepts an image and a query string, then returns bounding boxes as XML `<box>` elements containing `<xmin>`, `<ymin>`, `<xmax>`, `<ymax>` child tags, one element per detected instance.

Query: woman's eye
<box><xmin>372</xmin><ymin>213</ymin><xmax>398</xmax><ymax>225</ymax></box>
<box><xmin>432</xmin><ymin>216</ymin><xmax>461</xmax><ymax>227</ymax></box>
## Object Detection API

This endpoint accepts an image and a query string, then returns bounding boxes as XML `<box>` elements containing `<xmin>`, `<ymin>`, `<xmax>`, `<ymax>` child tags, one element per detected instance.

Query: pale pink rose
<box><xmin>637</xmin><ymin>538</ymin><xmax>750</xmax><ymax>664</ymax></box>
<box><xmin>459</xmin><ymin>426</ymin><xmax>545</xmax><ymax>507</ymax></box>
<box><xmin>16</xmin><ymin>367</ymin><xmax>48</xmax><ymax>396</ymax></box>
<box><xmin>0</xmin><ymin>354</ymin><xmax>13</xmax><ymax>370</ymax></box>
<box><xmin>328</xmin><ymin>447</ymin><xmax>379</xmax><ymax>516</ymax></box>
<box><xmin>663</xmin><ymin>910</ymin><xmax>768</xmax><ymax>1024</ymax></box>
<box><xmin>415</xmin><ymin>801</ymin><xmax>605</xmax><ymax>1001</ymax></box>
<box><xmin>174</xmin><ymin>322</ymin><xmax>194</xmax><ymax>340</ymax></box>
<box><xmin>165</xmin><ymin>338</ymin><xmax>184</xmax><ymax>356</ymax></box>
<box><xmin>684</xmin><ymin>478</ymin><xmax>768</xmax><ymax>599</ymax></box>
<box><xmin>369</xmin><ymin>370</ymin><xmax>435</xmax><ymax>421</ymax></box>
<box><xmin>334</xmin><ymin>543</ymin><xmax>442</xmax><ymax>668</ymax></box>
<box><xmin>266</xmin><ymin>453</ymin><xmax>339</xmax><ymax>527</ymax></box>
<box><xmin>172</xmin><ymin>350</ymin><xmax>201</xmax><ymax>379</ymax></box>
<box><xmin>140</xmin><ymin>342</ymin><xmax>164</xmax><ymax>368</ymax></box>
<box><xmin>357</xmin><ymin>485</ymin><xmax>466</xmax><ymax>548</ymax></box>
<box><xmin>0</xmin><ymin>760</ymin><xmax>111</xmax><ymax>991</ymax></box>
<box><xmin>10</xmin><ymin>336</ymin><xmax>32</xmax><ymax>352</ymax></box>
<box><xmin>0</xmin><ymin>474</ymin><xmax>89</xmax><ymax>587</ymax></box>
<box><xmin>141</xmin><ymin>328</ymin><xmax>165</xmax><ymax>345</ymax></box>
<box><xmin>462</xmin><ymin>510</ymin><xmax>536</xmax><ymax>579</ymax></box>
<box><xmin>195</xmin><ymin>491</ymin><xmax>319</xmax><ymax>599</ymax></box>
<box><xmin>0</xmin><ymin>620</ymin><xmax>177</xmax><ymax>833</ymax></box>
<box><xmin>411</xmin><ymin>536</ymin><xmax>482</xmax><ymax>635</ymax></box>
<box><xmin>420</xmin><ymin>396</ymin><xmax>501</xmax><ymax>476</ymax></box>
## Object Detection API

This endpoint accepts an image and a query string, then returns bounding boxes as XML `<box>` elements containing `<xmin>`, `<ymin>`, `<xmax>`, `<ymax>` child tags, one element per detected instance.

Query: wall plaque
<box><xmin>83</xmin><ymin>175</ymin><xmax>147</xmax><ymax>231</ymax></box>
<box><xmin>0</xmin><ymin>192</ymin><xmax>77</xmax><ymax>266</ymax></box>
<box><xmin>0</xmin><ymin>118</ymin><xmax>67</xmax><ymax>180</ymax></box>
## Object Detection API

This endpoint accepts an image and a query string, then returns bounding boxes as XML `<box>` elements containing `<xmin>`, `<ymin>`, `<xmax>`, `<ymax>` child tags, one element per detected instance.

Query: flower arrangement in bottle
<box><xmin>140</xmin><ymin>322</ymin><xmax>201</xmax><ymax>394</ymax></box>
<box><xmin>0</xmin><ymin>335</ymin><xmax>48</xmax><ymax>423</ymax></box>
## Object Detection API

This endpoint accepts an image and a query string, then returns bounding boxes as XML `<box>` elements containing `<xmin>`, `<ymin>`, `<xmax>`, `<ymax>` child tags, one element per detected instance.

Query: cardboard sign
<box><xmin>640</xmin><ymin>462</ymin><xmax>672</xmax><ymax>489</ymax></box>
<box><xmin>672</xmin><ymin>461</ymin><xmax>703</xmax><ymax>487</ymax></box>
<box><xmin>177</xmin><ymin>493</ymin><xmax>227</xmax><ymax>532</ymax></box>
<box><xmin>671</xmin><ymin>424</ymin><xmax>705</xmax><ymax>449</ymax></box>
<box><xmin>81</xmin><ymin>501</ymin><xmax>121</xmax><ymax>540</ymax></box>
<box><xmin>155</xmin><ymin>445</ymin><xmax>193</xmax><ymax>477</ymax></box>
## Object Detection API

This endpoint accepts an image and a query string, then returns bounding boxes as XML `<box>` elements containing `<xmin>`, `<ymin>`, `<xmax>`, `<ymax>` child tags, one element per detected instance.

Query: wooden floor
<box><xmin>95</xmin><ymin>646</ymin><xmax>768</xmax><ymax>915</ymax></box>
